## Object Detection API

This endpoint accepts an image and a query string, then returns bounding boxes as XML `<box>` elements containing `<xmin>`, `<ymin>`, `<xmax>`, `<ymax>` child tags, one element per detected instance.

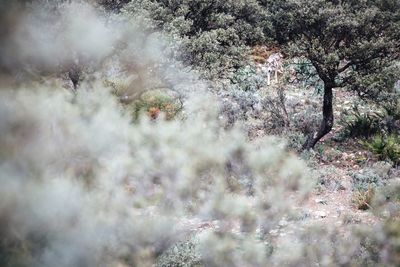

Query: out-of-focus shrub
<box><xmin>0</xmin><ymin>84</ymin><xmax>311</xmax><ymax>267</ymax></box>
<box><xmin>358</xmin><ymin>178</ymin><xmax>400</xmax><ymax>265</ymax></box>
<box><xmin>129</xmin><ymin>88</ymin><xmax>183</xmax><ymax>120</ymax></box>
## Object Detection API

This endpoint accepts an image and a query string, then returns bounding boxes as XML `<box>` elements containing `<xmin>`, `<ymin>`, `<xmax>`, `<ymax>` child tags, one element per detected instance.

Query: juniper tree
<box><xmin>264</xmin><ymin>0</ymin><xmax>400</xmax><ymax>149</ymax></box>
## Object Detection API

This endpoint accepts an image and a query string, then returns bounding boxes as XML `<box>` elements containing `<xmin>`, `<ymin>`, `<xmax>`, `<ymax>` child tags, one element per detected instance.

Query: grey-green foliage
<box><xmin>286</xmin><ymin>58</ymin><xmax>324</xmax><ymax>93</ymax></box>
<box><xmin>263</xmin><ymin>0</ymin><xmax>400</xmax><ymax>149</ymax></box>
<box><xmin>363</xmin><ymin>134</ymin><xmax>400</xmax><ymax>164</ymax></box>
<box><xmin>378</xmin><ymin>91</ymin><xmax>400</xmax><ymax>135</ymax></box>
<box><xmin>0</xmin><ymin>82</ymin><xmax>312</xmax><ymax>267</ymax></box>
<box><xmin>229</xmin><ymin>65</ymin><xmax>266</xmax><ymax>92</ymax></box>
<box><xmin>97</xmin><ymin>0</ymin><xmax>130</xmax><ymax>11</ymax></box>
<box><xmin>350</xmin><ymin>161</ymin><xmax>392</xmax><ymax>191</ymax></box>
<box><xmin>2</xmin><ymin>1</ymin><xmax>400</xmax><ymax>267</ymax></box>
<box><xmin>156</xmin><ymin>238</ymin><xmax>203</xmax><ymax>267</ymax></box>
<box><xmin>264</xmin><ymin>0</ymin><xmax>400</xmax><ymax>90</ymax></box>
<box><xmin>122</xmin><ymin>0</ymin><xmax>272</xmax><ymax>78</ymax></box>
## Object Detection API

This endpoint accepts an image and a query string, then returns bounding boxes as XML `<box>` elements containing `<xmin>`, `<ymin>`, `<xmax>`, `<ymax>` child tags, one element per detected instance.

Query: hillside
<box><xmin>0</xmin><ymin>1</ymin><xmax>399</xmax><ymax>267</ymax></box>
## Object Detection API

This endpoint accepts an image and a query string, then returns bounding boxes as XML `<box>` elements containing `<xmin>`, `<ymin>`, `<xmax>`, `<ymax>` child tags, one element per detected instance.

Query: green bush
<box><xmin>341</xmin><ymin>107</ymin><xmax>382</xmax><ymax>139</ymax></box>
<box><xmin>285</xmin><ymin>57</ymin><xmax>323</xmax><ymax>92</ymax></box>
<box><xmin>122</xmin><ymin>0</ymin><xmax>272</xmax><ymax>78</ymax></box>
<box><xmin>381</xmin><ymin>95</ymin><xmax>400</xmax><ymax>135</ymax></box>
<box><xmin>363</xmin><ymin>135</ymin><xmax>400</xmax><ymax>164</ymax></box>
<box><xmin>98</xmin><ymin>0</ymin><xmax>130</xmax><ymax>11</ymax></box>
<box><xmin>181</xmin><ymin>28</ymin><xmax>249</xmax><ymax>78</ymax></box>
<box><xmin>228</xmin><ymin>65</ymin><xmax>265</xmax><ymax>92</ymax></box>
<box><xmin>129</xmin><ymin>88</ymin><xmax>183</xmax><ymax>120</ymax></box>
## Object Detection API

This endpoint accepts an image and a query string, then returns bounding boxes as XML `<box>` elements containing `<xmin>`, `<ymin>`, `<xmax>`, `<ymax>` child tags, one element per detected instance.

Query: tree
<box><xmin>123</xmin><ymin>0</ymin><xmax>272</xmax><ymax>78</ymax></box>
<box><xmin>98</xmin><ymin>0</ymin><xmax>130</xmax><ymax>11</ymax></box>
<box><xmin>263</xmin><ymin>0</ymin><xmax>400</xmax><ymax>149</ymax></box>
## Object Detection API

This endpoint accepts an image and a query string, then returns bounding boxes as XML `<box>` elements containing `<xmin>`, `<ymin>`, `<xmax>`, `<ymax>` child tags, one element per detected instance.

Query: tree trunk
<box><xmin>302</xmin><ymin>83</ymin><xmax>334</xmax><ymax>150</ymax></box>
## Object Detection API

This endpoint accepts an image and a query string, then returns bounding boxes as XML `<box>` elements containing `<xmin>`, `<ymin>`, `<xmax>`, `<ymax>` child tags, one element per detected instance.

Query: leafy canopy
<box><xmin>123</xmin><ymin>0</ymin><xmax>272</xmax><ymax>78</ymax></box>
<box><xmin>265</xmin><ymin>0</ymin><xmax>400</xmax><ymax>96</ymax></box>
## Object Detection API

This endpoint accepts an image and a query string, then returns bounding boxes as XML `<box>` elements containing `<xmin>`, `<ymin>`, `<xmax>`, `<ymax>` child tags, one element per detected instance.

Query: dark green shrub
<box><xmin>286</xmin><ymin>57</ymin><xmax>323</xmax><ymax>93</ymax></box>
<box><xmin>98</xmin><ymin>0</ymin><xmax>130</xmax><ymax>11</ymax></box>
<box><xmin>341</xmin><ymin>107</ymin><xmax>382</xmax><ymax>139</ymax></box>
<box><xmin>363</xmin><ymin>135</ymin><xmax>400</xmax><ymax>164</ymax></box>
<box><xmin>229</xmin><ymin>65</ymin><xmax>265</xmax><ymax>92</ymax></box>
<box><xmin>381</xmin><ymin>95</ymin><xmax>400</xmax><ymax>135</ymax></box>
<box><xmin>181</xmin><ymin>28</ymin><xmax>248</xmax><ymax>78</ymax></box>
<box><xmin>122</xmin><ymin>0</ymin><xmax>272</xmax><ymax>78</ymax></box>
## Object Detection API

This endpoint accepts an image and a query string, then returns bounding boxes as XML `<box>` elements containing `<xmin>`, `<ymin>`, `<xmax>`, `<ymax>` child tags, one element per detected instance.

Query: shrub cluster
<box><xmin>0</xmin><ymin>84</ymin><xmax>312</xmax><ymax>267</ymax></box>
<box><xmin>363</xmin><ymin>135</ymin><xmax>400</xmax><ymax>164</ymax></box>
<box><xmin>122</xmin><ymin>0</ymin><xmax>272</xmax><ymax>78</ymax></box>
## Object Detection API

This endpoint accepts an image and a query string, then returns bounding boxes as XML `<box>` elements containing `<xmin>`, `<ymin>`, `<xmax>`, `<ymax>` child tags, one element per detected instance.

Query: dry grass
<box><xmin>352</xmin><ymin>186</ymin><xmax>375</xmax><ymax>210</ymax></box>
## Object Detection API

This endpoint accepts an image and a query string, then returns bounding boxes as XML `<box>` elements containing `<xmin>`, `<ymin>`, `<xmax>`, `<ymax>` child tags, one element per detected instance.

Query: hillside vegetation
<box><xmin>0</xmin><ymin>1</ymin><xmax>399</xmax><ymax>267</ymax></box>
